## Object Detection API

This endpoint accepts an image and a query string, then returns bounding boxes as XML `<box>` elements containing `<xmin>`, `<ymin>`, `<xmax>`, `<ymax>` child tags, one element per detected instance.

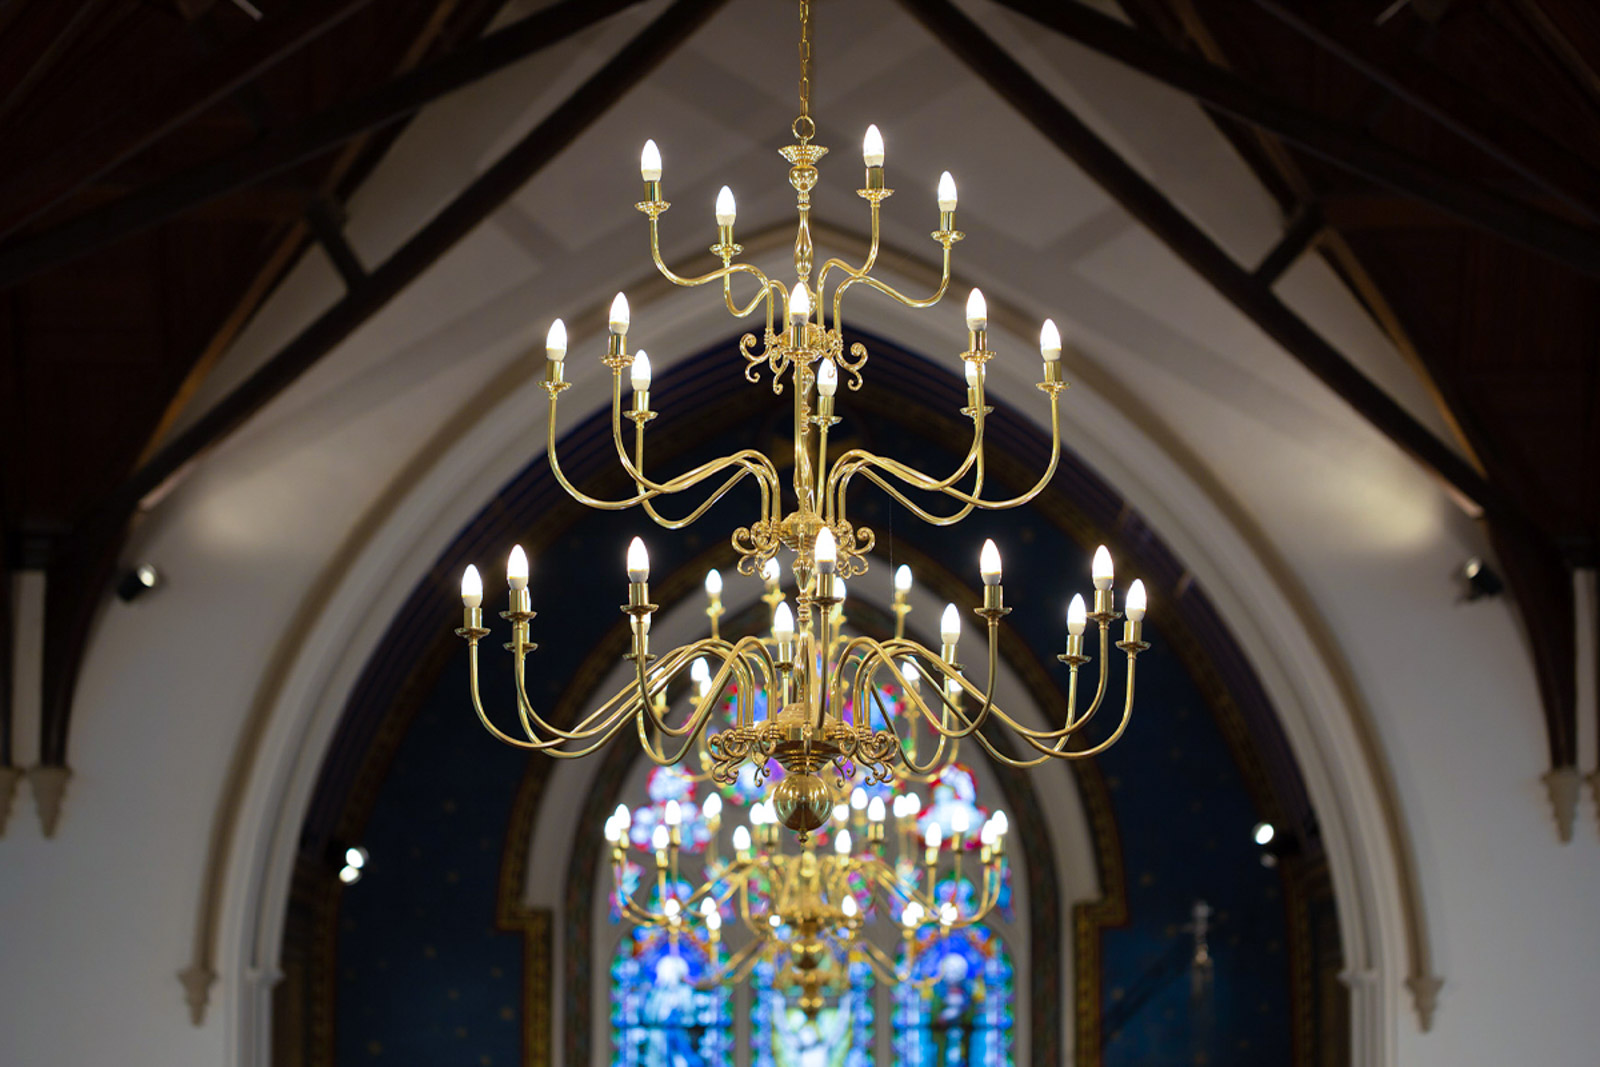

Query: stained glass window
<box><xmin>610</xmin><ymin>928</ymin><xmax>733</xmax><ymax>1067</ymax></box>
<box><xmin>892</xmin><ymin>926</ymin><xmax>1014</xmax><ymax>1067</ymax></box>
<box><xmin>608</xmin><ymin>679</ymin><xmax>1017</xmax><ymax>1066</ymax></box>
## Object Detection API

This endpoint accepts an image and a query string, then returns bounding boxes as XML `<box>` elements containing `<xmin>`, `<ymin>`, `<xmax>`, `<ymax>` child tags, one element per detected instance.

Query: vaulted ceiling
<box><xmin>0</xmin><ymin>0</ymin><xmax>1595</xmax><ymax>804</ymax></box>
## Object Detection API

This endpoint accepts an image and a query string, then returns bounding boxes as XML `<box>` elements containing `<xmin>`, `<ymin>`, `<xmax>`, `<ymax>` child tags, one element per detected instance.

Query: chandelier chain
<box><xmin>794</xmin><ymin>0</ymin><xmax>815</xmax><ymax>143</ymax></box>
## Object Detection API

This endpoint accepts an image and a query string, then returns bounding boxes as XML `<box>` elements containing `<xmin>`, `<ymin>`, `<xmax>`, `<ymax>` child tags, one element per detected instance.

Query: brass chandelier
<box><xmin>605</xmin><ymin>781</ymin><xmax>1009</xmax><ymax>1018</ymax></box>
<box><xmin>455</xmin><ymin>0</ymin><xmax>1150</xmax><ymax>836</ymax></box>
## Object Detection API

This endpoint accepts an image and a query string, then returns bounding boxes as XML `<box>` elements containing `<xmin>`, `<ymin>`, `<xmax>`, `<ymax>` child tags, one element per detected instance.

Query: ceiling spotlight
<box><xmin>337</xmin><ymin>865</ymin><xmax>362</xmax><ymax>885</ymax></box>
<box><xmin>344</xmin><ymin>846</ymin><xmax>369</xmax><ymax>870</ymax></box>
<box><xmin>116</xmin><ymin>563</ymin><xmax>161</xmax><ymax>602</ymax></box>
<box><xmin>1252</xmin><ymin>821</ymin><xmax>1275</xmax><ymax>847</ymax></box>
<box><xmin>1459</xmin><ymin>557</ymin><xmax>1504</xmax><ymax>601</ymax></box>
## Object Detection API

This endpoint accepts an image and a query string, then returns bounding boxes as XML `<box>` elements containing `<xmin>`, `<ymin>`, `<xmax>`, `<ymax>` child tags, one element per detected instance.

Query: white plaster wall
<box><xmin>3</xmin><ymin>2</ymin><xmax>1599</xmax><ymax>1066</ymax></box>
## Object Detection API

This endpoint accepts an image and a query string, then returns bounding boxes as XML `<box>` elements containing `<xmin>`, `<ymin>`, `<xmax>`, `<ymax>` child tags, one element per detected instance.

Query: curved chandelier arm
<box><xmin>634</xmin><ymin>636</ymin><xmax>776</xmax><ymax>746</ymax></box>
<box><xmin>647</xmin><ymin>212</ymin><xmax>777</xmax><ymax>294</ymax></box>
<box><xmin>826</xmin><ymin>426</ymin><xmax>986</xmax><ymax>526</ymax></box>
<box><xmin>545</xmin><ymin>395</ymin><xmax>676</xmax><ymax>512</ymax></box>
<box><xmin>722</xmin><ymin>275</ymin><xmax>775</xmax><ymax>322</ymax></box>
<box><xmin>463</xmin><ymin>634</ymin><xmax>637</xmax><ymax>753</ymax></box>
<box><xmin>622</xmin><ymin>411</ymin><xmax>780</xmax><ymax>530</ymax></box>
<box><xmin>851</xmin><ymin>638</ymin><xmax>996</xmax><ymax>742</ymax></box>
<box><xmin>877</xmin><ymin>630</ymin><xmax>1114</xmax><ymax>744</ymax></box>
<box><xmin>828</xmin><ymin>239</ymin><xmax>954</xmax><ymax>332</ymax></box>
<box><xmin>866</xmin><ymin>682</ymin><xmax>957</xmax><ymax>783</ymax></box>
<box><xmin>814</xmin><ymin>195</ymin><xmax>885</xmax><ymax>295</ymax></box>
<box><xmin>828</xmin><ymin>387</ymin><xmax>1062</xmax><ymax>528</ymax></box>
<box><xmin>607</xmin><ymin>377</ymin><xmax>781</xmax><ymax>518</ymax></box>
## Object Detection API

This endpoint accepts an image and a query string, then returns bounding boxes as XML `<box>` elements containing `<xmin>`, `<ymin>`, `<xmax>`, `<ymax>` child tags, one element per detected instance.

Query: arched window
<box><xmin>610</xmin><ymin>927</ymin><xmax>733</xmax><ymax>1066</ymax></box>
<box><xmin>606</xmin><ymin>683</ymin><xmax>1020</xmax><ymax>1066</ymax></box>
<box><xmin>892</xmin><ymin>926</ymin><xmax>1014</xmax><ymax>1067</ymax></box>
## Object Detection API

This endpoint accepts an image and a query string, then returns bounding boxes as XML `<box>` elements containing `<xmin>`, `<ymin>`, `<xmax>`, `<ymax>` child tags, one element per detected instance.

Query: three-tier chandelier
<box><xmin>455</xmin><ymin>0</ymin><xmax>1150</xmax><ymax>836</ymax></box>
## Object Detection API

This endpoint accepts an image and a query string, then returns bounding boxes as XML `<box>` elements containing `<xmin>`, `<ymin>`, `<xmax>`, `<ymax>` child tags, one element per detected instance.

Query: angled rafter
<box><xmin>982</xmin><ymin>0</ymin><xmax>1600</xmax><ymax>280</ymax></box>
<box><xmin>898</xmin><ymin>0</ymin><xmax>1522</xmax><ymax>533</ymax></box>
<box><xmin>0</xmin><ymin>0</ymin><xmax>377</xmax><ymax>240</ymax></box>
<box><xmin>0</xmin><ymin>0</ymin><xmax>652</xmax><ymax>290</ymax></box>
<box><xmin>37</xmin><ymin>0</ymin><xmax>729</xmax><ymax>773</ymax></box>
<box><xmin>904</xmin><ymin>0</ymin><xmax>1582</xmax><ymax>802</ymax></box>
<box><xmin>1248</xmin><ymin>0</ymin><xmax>1600</xmax><ymax>224</ymax></box>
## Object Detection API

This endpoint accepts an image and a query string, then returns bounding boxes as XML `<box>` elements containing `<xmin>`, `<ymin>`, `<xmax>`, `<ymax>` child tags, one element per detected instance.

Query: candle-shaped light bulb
<box><xmin>609</xmin><ymin>292</ymin><xmax>630</xmax><ymax>334</ymax></box>
<box><xmin>773</xmin><ymin>602</ymin><xmax>796</xmax><ymax>642</ymax></box>
<box><xmin>664</xmin><ymin>799</ymin><xmax>682</xmax><ymax>827</ymax></box>
<box><xmin>979</xmin><ymin>539</ymin><xmax>1002</xmax><ymax>585</ymax></box>
<box><xmin>715</xmin><ymin>185</ymin><xmax>736</xmax><ymax>227</ymax></box>
<box><xmin>663</xmin><ymin>897</ymin><xmax>680</xmax><ymax>918</ymax></box>
<box><xmin>690</xmin><ymin>656</ymin><xmax>711</xmax><ymax>688</ymax></box>
<box><xmin>937</xmin><ymin>170</ymin><xmax>958</xmax><ymax>212</ymax></box>
<box><xmin>507</xmin><ymin>545</ymin><xmax>529</xmax><ymax>590</ymax></box>
<box><xmin>850</xmin><ymin>786</ymin><xmax>867</xmax><ymax>811</ymax></box>
<box><xmin>614</xmin><ymin>803</ymin><xmax>631</xmax><ymax>828</ymax></box>
<box><xmin>817</xmin><ymin>358</ymin><xmax>838</xmax><ymax>397</ymax></box>
<box><xmin>700</xmin><ymin>897</ymin><xmax>718</xmax><ymax>919</ymax></box>
<box><xmin>925</xmin><ymin>822</ymin><xmax>943</xmax><ymax>849</ymax></box>
<box><xmin>705</xmin><ymin>568</ymin><xmax>722</xmax><ymax>598</ymax></box>
<box><xmin>835</xmin><ymin>829</ymin><xmax>852</xmax><ymax>855</ymax></box>
<box><xmin>903</xmin><ymin>902</ymin><xmax>924</xmax><ymax>927</ymax></box>
<box><xmin>939</xmin><ymin>901</ymin><xmax>957</xmax><ymax>926</ymax></box>
<box><xmin>833</xmin><ymin>802</ymin><xmax>849</xmax><ymax>825</ymax></box>
<box><xmin>639</xmin><ymin>139</ymin><xmax>662</xmax><ymax>182</ymax></box>
<box><xmin>907</xmin><ymin>791</ymin><xmax>922</xmax><ymax>812</ymax></box>
<box><xmin>762</xmin><ymin>557</ymin><xmax>781</xmax><ymax>585</ymax></box>
<box><xmin>706</xmin><ymin>909</ymin><xmax>722</xmax><ymax>932</ymax></box>
<box><xmin>546</xmin><ymin>318</ymin><xmax>567</xmax><ymax>362</ymax></box>
<box><xmin>1126</xmin><ymin>578</ymin><xmax>1147</xmax><ymax>621</ymax></box>
<box><xmin>900</xmin><ymin>658</ymin><xmax>920</xmax><ymax>693</ymax></box>
<box><xmin>868</xmin><ymin>796</ymin><xmax>886</xmax><ymax>823</ymax></box>
<box><xmin>651</xmin><ymin>825</ymin><xmax>669</xmax><ymax>852</ymax></box>
<box><xmin>732</xmin><ymin>825</ymin><xmax>752</xmax><ymax>852</ymax></box>
<box><xmin>702</xmin><ymin>792</ymin><xmax>722</xmax><ymax>821</ymax></box>
<box><xmin>992</xmin><ymin>810</ymin><xmax>1009</xmax><ymax>836</ymax></box>
<box><xmin>952</xmin><ymin>808</ymin><xmax>970</xmax><ymax>835</ymax></box>
<box><xmin>627</xmin><ymin>537</ymin><xmax>650</xmax><ymax>583</ymax></box>
<box><xmin>1040</xmin><ymin>318</ymin><xmax>1061</xmax><ymax>361</ymax></box>
<box><xmin>1092</xmin><ymin>545</ymin><xmax>1114</xmax><ymax>589</ymax></box>
<box><xmin>940</xmin><ymin>603</ymin><xmax>962</xmax><ymax>645</ymax></box>
<box><xmin>894</xmin><ymin>564</ymin><xmax>913</xmax><ymax>594</ymax></box>
<box><xmin>842</xmin><ymin>894</ymin><xmax>859</xmax><ymax>918</ymax></box>
<box><xmin>862</xmin><ymin>124</ymin><xmax>885</xmax><ymax>167</ymax></box>
<box><xmin>965</xmin><ymin>287</ymin><xmax>987</xmax><ymax>331</ymax></box>
<box><xmin>814</xmin><ymin>527</ymin><xmax>838</xmax><ymax>574</ymax></box>
<box><xmin>1067</xmin><ymin>594</ymin><xmax>1087</xmax><ymax>636</ymax></box>
<box><xmin>604</xmin><ymin>818</ymin><xmax>620</xmax><ymax>843</ymax></box>
<box><xmin>789</xmin><ymin>281</ymin><xmax>811</xmax><ymax>324</ymax></box>
<box><xmin>461</xmin><ymin>565</ymin><xmax>483</xmax><ymax>608</ymax></box>
<box><xmin>980</xmin><ymin>820</ymin><xmax>996</xmax><ymax>846</ymax></box>
<box><xmin>630</xmin><ymin>350</ymin><xmax>652</xmax><ymax>393</ymax></box>
<box><xmin>965</xmin><ymin>359</ymin><xmax>981</xmax><ymax>388</ymax></box>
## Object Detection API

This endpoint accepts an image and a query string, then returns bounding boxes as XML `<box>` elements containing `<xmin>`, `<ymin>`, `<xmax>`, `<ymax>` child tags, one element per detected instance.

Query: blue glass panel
<box><xmin>610</xmin><ymin>928</ymin><xmax>732</xmax><ymax>1067</ymax></box>
<box><xmin>893</xmin><ymin>927</ymin><xmax>1013</xmax><ymax>1067</ymax></box>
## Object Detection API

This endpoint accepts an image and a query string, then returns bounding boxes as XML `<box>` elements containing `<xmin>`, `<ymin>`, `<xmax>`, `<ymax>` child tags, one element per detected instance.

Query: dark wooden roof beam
<box><xmin>1250</xmin><ymin>0</ymin><xmax>1600</xmax><ymax>225</ymax></box>
<box><xmin>897</xmin><ymin>0</ymin><xmax>1579</xmax><ymax>799</ymax></box>
<box><xmin>0</xmin><ymin>0</ymin><xmax>378</xmax><ymax>241</ymax></box>
<box><xmin>0</xmin><ymin>0</ymin><xmax>653</xmax><ymax>291</ymax></box>
<box><xmin>37</xmin><ymin>0</ymin><xmax>730</xmax><ymax>777</ymax></box>
<box><xmin>986</xmin><ymin>0</ymin><xmax>1600</xmax><ymax>280</ymax></box>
